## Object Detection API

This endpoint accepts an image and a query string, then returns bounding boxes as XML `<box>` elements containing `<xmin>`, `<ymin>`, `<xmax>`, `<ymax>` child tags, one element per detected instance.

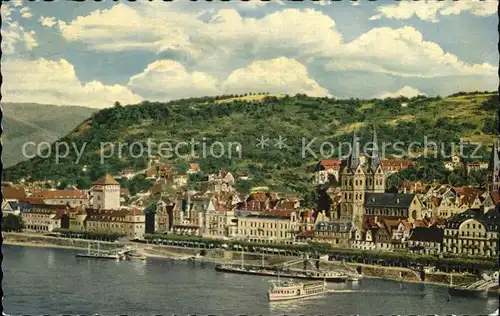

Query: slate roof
<box><xmin>365</xmin><ymin>193</ymin><xmax>415</xmax><ymax>208</ymax></box>
<box><xmin>408</xmin><ymin>227</ymin><xmax>444</xmax><ymax>243</ymax></box>
<box><xmin>445</xmin><ymin>207</ymin><xmax>499</xmax><ymax>232</ymax></box>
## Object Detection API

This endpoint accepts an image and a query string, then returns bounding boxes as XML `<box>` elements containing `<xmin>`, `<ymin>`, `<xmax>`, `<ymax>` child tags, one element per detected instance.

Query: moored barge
<box><xmin>215</xmin><ymin>264</ymin><xmax>348</xmax><ymax>282</ymax></box>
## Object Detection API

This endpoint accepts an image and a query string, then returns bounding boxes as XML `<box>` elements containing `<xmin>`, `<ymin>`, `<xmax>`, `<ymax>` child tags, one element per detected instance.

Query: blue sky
<box><xmin>1</xmin><ymin>0</ymin><xmax>498</xmax><ymax>108</ymax></box>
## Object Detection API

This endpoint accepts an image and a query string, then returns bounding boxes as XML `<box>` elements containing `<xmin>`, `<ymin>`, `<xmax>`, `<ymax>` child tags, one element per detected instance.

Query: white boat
<box><xmin>267</xmin><ymin>279</ymin><xmax>328</xmax><ymax>302</ymax></box>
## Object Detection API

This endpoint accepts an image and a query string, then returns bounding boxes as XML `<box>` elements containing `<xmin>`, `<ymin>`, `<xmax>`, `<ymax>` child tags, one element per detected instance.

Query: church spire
<box><xmin>347</xmin><ymin>130</ymin><xmax>360</xmax><ymax>170</ymax></box>
<box><xmin>368</xmin><ymin>127</ymin><xmax>381</xmax><ymax>171</ymax></box>
<box><xmin>488</xmin><ymin>139</ymin><xmax>500</xmax><ymax>173</ymax></box>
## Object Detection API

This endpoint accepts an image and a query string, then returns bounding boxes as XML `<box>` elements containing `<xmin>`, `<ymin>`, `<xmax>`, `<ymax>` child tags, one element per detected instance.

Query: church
<box><xmin>486</xmin><ymin>139</ymin><xmax>500</xmax><ymax>193</ymax></box>
<box><xmin>337</xmin><ymin>129</ymin><xmax>424</xmax><ymax>233</ymax></box>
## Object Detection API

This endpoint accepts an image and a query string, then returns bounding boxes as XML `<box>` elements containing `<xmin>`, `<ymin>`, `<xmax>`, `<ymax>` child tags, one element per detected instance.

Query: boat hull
<box><xmin>448</xmin><ymin>286</ymin><xmax>490</xmax><ymax>299</ymax></box>
<box><xmin>76</xmin><ymin>254</ymin><xmax>120</xmax><ymax>260</ymax></box>
<box><xmin>268</xmin><ymin>290</ymin><xmax>328</xmax><ymax>302</ymax></box>
<box><xmin>215</xmin><ymin>265</ymin><xmax>347</xmax><ymax>283</ymax></box>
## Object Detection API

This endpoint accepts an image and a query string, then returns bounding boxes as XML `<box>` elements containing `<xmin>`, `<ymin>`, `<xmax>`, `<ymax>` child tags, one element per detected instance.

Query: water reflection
<box><xmin>129</xmin><ymin>260</ymin><xmax>147</xmax><ymax>275</ymax></box>
<box><xmin>47</xmin><ymin>250</ymin><xmax>55</xmax><ymax>268</ymax></box>
<box><xmin>485</xmin><ymin>297</ymin><xmax>500</xmax><ymax>314</ymax></box>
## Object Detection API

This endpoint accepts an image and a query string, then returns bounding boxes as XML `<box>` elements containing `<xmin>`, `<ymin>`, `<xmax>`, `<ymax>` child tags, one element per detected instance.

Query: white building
<box><xmin>91</xmin><ymin>174</ymin><xmax>121</xmax><ymax>210</ymax></box>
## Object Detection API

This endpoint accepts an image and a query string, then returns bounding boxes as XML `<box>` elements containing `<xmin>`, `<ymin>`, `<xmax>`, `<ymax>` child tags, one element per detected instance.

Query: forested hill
<box><xmin>2</xmin><ymin>103</ymin><xmax>96</xmax><ymax>167</ymax></box>
<box><xmin>4</xmin><ymin>92</ymin><xmax>498</xmax><ymax>192</ymax></box>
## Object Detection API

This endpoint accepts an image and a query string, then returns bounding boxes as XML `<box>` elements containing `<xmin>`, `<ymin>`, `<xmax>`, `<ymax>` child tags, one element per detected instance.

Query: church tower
<box><xmin>486</xmin><ymin>139</ymin><xmax>500</xmax><ymax>193</ymax></box>
<box><xmin>92</xmin><ymin>174</ymin><xmax>121</xmax><ymax>210</ymax></box>
<box><xmin>340</xmin><ymin>131</ymin><xmax>365</xmax><ymax>228</ymax></box>
<box><xmin>365</xmin><ymin>128</ymin><xmax>385</xmax><ymax>193</ymax></box>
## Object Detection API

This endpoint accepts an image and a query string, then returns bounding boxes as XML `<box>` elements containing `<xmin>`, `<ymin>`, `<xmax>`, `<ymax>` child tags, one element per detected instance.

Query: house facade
<box><xmin>442</xmin><ymin>207</ymin><xmax>499</xmax><ymax>258</ymax></box>
<box><xmin>236</xmin><ymin>210</ymin><xmax>298</xmax><ymax>244</ymax></box>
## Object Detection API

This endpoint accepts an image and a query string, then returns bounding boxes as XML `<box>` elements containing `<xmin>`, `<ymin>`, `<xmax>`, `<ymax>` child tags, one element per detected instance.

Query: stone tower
<box><xmin>92</xmin><ymin>174</ymin><xmax>121</xmax><ymax>210</ymax></box>
<box><xmin>340</xmin><ymin>131</ymin><xmax>365</xmax><ymax>228</ymax></box>
<box><xmin>365</xmin><ymin>128</ymin><xmax>385</xmax><ymax>193</ymax></box>
<box><xmin>486</xmin><ymin>139</ymin><xmax>500</xmax><ymax>193</ymax></box>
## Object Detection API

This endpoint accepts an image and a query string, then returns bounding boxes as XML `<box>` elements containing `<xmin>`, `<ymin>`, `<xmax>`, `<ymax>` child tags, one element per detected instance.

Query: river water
<box><xmin>2</xmin><ymin>245</ymin><xmax>498</xmax><ymax>315</ymax></box>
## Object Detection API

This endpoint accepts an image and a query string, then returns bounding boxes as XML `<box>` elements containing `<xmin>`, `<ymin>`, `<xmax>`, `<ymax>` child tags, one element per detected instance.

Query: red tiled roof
<box><xmin>490</xmin><ymin>192</ymin><xmax>500</xmax><ymax>204</ymax></box>
<box><xmin>2</xmin><ymin>186</ymin><xmax>27</xmax><ymax>200</ymax></box>
<box><xmin>297</xmin><ymin>230</ymin><xmax>314</xmax><ymax>238</ymax></box>
<box><xmin>381</xmin><ymin>159</ymin><xmax>413</xmax><ymax>168</ymax></box>
<box><xmin>93</xmin><ymin>174</ymin><xmax>119</xmax><ymax>185</ymax></box>
<box><xmin>150</xmin><ymin>183</ymin><xmax>163</xmax><ymax>195</ymax></box>
<box><xmin>189</xmin><ymin>163</ymin><xmax>200</xmax><ymax>171</ymax></box>
<box><xmin>319</xmin><ymin>159</ymin><xmax>341</xmax><ymax>169</ymax></box>
<box><xmin>260</xmin><ymin>209</ymin><xmax>295</xmax><ymax>218</ymax></box>
<box><xmin>30</xmin><ymin>190</ymin><xmax>88</xmax><ymax>199</ymax></box>
<box><xmin>301</xmin><ymin>210</ymin><xmax>314</xmax><ymax>219</ymax></box>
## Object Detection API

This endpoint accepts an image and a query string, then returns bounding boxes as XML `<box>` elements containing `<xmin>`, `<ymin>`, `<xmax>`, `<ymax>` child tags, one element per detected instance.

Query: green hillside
<box><xmin>3</xmin><ymin>93</ymin><xmax>498</xmax><ymax>193</ymax></box>
<box><xmin>2</xmin><ymin>103</ymin><xmax>96</xmax><ymax>167</ymax></box>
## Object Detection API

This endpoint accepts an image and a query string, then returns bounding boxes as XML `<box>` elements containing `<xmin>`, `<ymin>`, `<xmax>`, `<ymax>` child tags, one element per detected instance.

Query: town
<box><xmin>3</xmin><ymin>129</ymin><xmax>499</xmax><ymax>264</ymax></box>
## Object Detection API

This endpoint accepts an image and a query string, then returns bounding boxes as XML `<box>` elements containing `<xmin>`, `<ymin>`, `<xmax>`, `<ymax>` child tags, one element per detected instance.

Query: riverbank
<box><xmin>1</xmin><ymin>233</ymin><xmax>485</xmax><ymax>289</ymax></box>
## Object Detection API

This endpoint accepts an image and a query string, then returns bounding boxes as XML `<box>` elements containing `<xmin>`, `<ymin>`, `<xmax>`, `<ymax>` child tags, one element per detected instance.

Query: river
<box><xmin>2</xmin><ymin>245</ymin><xmax>498</xmax><ymax>315</ymax></box>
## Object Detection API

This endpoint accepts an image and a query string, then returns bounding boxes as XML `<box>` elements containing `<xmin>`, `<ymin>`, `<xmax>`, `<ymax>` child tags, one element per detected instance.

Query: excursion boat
<box><xmin>267</xmin><ymin>279</ymin><xmax>328</xmax><ymax>302</ymax></box>
<box><xmin>125</xmin><ymin>251</ymin><xmax>147</xmax><ymax>260</ymax></box>
<box><xmin>76</xmin><ymin>243</ymin><xmax>122</xmax><ymax>260</ymax></box>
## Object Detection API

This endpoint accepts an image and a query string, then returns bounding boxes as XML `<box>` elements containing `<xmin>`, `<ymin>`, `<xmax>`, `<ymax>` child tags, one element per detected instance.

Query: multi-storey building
<box><xmin>171</xmin><ymin>192</ymin><xmax>208</xmax><ymax>236</ymax></box>
<box><xmin>407</xmin><ymin>227</ymin><xmax>444</xmax><ymax>255</ymax></box>
<box><xmin>84</xmin><ymin>208</ymin><xmax>145</xmax><ymax>239</ymax></box>
<box><xmin>314</xmin><ymin>159</ymin><xmax>341</xmax><ymax>185</ymax></box>
<box><xmin>207</xmin><ymin>170</ymin><xmax>235</xmax><ymax>194</ymax></box>
<box><xmin>90</xmin><ymin>174</ymin><xmax>121</xmax><ymax>210</ymax></box>
<box><xmin>29</xmin><ymin>189</ymin><xmax>89</xmax><ymax>207</ymax></box>
<box><xmin>236</xmin><ymin>210</ymin><xmax>298</xmax><ymax>244</ymax></box>
<box><xmin>443</xmin><ymin>206</ymin><xmax>499</xmax><ymax>258</ymax></box>
<box><xmin>22</xmin><ymin>203</ymin><xmax>71</xmax><ymax>232</ymax></box>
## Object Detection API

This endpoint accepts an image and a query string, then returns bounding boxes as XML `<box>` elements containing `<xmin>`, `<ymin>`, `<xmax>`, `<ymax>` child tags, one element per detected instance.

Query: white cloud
<box><xmin>326</xmin><ymin>26</ymin><xmax>496</xmax><ymax>78</ymax></box>
<box><xmin>313</xmin><ymin>0</ymin><xmax>331</xmax><ymax>6</ymax></box>
<box><xmin>1</xmin><ymin>4</ymin><xmax>38</xmax><ymax>54</ymax></box>
<box><xmin>1</xmin><ymin>22</ymin><xmax>38</xmax><ymax>54</ymax></box>
<box><xmin>371</xmin><ymin>0</ymin><xmax>498</xmax><ymax>22</ymax></box>
<box><xmin>127</xmin><ymin>60</ymin><xmax>220</xmax><ymax>101</ymax></box>
<box><xmin>128</xmin><ymin>57</ymin><xmax>331</xmax><ymax>100</ymax></box>
<box><xmin>237</xmin><ymin>0</ymin><xmax>285</xmax><ymax>9</ymax></box>
<box><xmin>2</xmin><ymin>59</ymin><xmax>143</xmax><ymax>108</ymax></box>
<box><xmin>39</xmin><ymin>16</ymin><xmax>57</xmax><ymax>27</ymax></box>
<box><xmin>20</xmin><ymin>7</ymin><xmax>32</xmax><ymax>19</ymax></box>
<box><xmin>49</xmin><ymin>4</ymin><xmax>493</xmax><ymax>80</ymax></box>
<box><xmin>222</xmin><ymin>57</ymin><xmax>331</xmax><ymax>97</ymax></box>
<box><xmin>1</xmin><ymin>4</ymin><xmax>13</xmax><ymax>21</ymax></box>
<box><xmin>50</xmin><ymin>5</ymin><xmax>342</xmax><ymax>62</ymax></box>
<box><xmin>376</xmin><ymin>86</ymin><xmax>427</xmax><ymax>99</ymax></box>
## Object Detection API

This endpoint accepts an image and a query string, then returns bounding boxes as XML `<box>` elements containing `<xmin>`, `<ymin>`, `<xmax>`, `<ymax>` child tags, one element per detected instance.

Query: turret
<box><xmin>367</xmin><ymin>128</ymin><xmax>381</xmax><ymax>172</ymax></box>
<box><xmin>347</xmin><ymin>130</ymin><xmax>361</xmax><ymax>171</ymax></box>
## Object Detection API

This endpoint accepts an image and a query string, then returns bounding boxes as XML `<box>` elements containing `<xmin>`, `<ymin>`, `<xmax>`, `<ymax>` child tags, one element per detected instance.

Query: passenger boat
<box><xmin>267</xmin><ymin>279</ymin><xmax>328</xmax><ymax>302</ymax></box>
<box><xmin>125</xmin><ymin>251</ymin><xmax>147</xmax><ymax>260</ymax></box>
<box><xmin>76</xmin><ymin>243</ymin><xmax>121</xmax><ymax>260</ymax></box>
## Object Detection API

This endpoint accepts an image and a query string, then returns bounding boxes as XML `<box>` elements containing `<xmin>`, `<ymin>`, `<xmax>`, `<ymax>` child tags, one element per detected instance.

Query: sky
<box><xmin>1</xmin><ymin>0</ymin><xmax>498</xmax><ymax>109</ymax></box>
